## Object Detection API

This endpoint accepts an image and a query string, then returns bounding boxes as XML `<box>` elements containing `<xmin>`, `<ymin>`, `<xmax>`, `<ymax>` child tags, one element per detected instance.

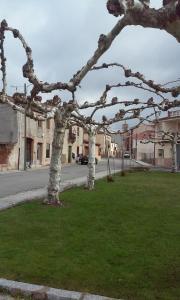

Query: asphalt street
<box><xmin>0</xmin><ymin>159</ymin><xmax>136</xmax><ymax>199</ymax></box>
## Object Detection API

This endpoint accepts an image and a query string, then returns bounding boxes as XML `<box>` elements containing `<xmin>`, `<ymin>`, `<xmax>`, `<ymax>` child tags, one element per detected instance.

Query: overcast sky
<box><xmin>0</xmin><ymin>0</ymin><xmax>179</xmax><ymax>128</ymax></box>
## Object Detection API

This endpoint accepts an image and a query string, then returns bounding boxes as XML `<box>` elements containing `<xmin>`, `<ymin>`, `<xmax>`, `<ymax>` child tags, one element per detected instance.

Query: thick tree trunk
<box><xmin>171</xmin><ymin>142</ymin><xmax>177</xmax><ymax>173</ymax></box>
<box><xmin>47</xmin><ymin>111</ymin><xmax>66</xmax><ymax>205</ymax></box>
<box><xmin>87</xmin><ymin>129</ymin><xmax>96</xmax><ymax>190</ymax></box>
<box><xmin>45</xmin><ymin>101</ymin><xmax>76</xmax><ymax>206</ymax></box>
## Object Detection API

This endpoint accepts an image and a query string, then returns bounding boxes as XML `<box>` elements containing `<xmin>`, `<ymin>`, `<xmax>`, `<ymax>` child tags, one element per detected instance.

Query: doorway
<box><xmin>37</xmin><ymin>143</ymin><xmax>43</xmax><ymax>165</ymax></box>
<box><xmin>68</xmin><ymin>145</ymin><xmax>72</xmax><ymax>163</ymax></box>
<box><xmin>26</xmin><ymin>138</ymin><xmax>33</xmax><ymax>166</ymax></box>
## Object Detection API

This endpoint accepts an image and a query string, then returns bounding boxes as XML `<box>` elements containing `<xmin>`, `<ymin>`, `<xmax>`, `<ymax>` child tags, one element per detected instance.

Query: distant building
<box><xmin>62</xmin><ymin>125</ymin><xmax>84</xmax><ymax>164</ymax></box>
<box><xmin>131</xmin><ymin>123</ymin><xmax>155</xmax><ymax>163</ymax></box>
<box><xmin>154</xmin><ymin>111</ymin><xmax>180</xmax><ymax>169</ymax></box>
<box><xmin>96</xmin><ymin>131</ymin><xmax>111</xmax><ymax>157</ymax></box>
<box><xmin>82</xmin><ymin>131</ymin><xmax>101</xmax><ymax>160</ymax></box>
<box><xmin>131</xmin><ymin>111</ymin><xmax>180</xmax><ymax>169</ymax></box>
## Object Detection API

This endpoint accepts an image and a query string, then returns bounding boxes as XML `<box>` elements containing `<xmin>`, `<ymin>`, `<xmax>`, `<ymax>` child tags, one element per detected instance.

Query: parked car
<box><xmin>123</xmin><ymin>152</ymin><xmax>130</xmax><ymax>159</ymax></box>
<box><xmin>76</xmin><ymin>155</ymin><xmax>98</xmax><ymax>165</ymax></box>
<box><xmin>80</xmin><ymin>155</ymin><xmax>89</xmax><ymax>165</ymax></box>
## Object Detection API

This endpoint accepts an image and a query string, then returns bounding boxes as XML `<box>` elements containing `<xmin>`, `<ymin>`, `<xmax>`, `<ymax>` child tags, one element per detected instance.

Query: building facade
<box><xmin>0</xmin><ymin>103</ymin><xmax>84</xmax><ymax>171</ymax></box>
<box><xmin>154</xmin><ymin>111</ymin><xmax>180</xmax><ymax>169</ymax></box>
<box><xmin>130</xmin><ymin>111</ymin><xmax>180</xmax><ymax>169</ymax></box>
<box><xmin>96</xmin><ymin>132</ymin><xmax>112</xmax><ymax>157</ymax></box>
<box><xmin>131</xmin><ymin>123</ymin><xmax>155</xmax><ymax>163</ymax></box>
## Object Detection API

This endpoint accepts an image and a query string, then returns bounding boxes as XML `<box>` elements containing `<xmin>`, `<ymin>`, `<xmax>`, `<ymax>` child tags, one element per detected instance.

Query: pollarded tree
<box><xmin>106</xmin><ymin>0</ymin><xmax>180</xmax><ymax>43</ymax></box>
<box><xmin>0</xmin><ymin>1</ymin><xmax>180</xmax><ymax>204</ymax></box>
<box><xmin>140</xmin><ymin>127</ymin><xmax>180</xmax><ymax>172</ymax></box>
<box><xmin>1</xmin><ymin>18</ymin><xmax>180</xmax><ymax>198</ymax></box>
<box><xmin>70</xmin><ymin>60</ymin><xmax>180</xmax><ymax>189</ymax></box>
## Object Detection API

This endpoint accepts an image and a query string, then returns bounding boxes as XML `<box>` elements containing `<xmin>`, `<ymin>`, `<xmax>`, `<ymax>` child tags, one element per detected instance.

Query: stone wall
<box><xmin>0</xmin><ymin>103</ymin><xmax>18</xmax><ymax>144</ymax></box>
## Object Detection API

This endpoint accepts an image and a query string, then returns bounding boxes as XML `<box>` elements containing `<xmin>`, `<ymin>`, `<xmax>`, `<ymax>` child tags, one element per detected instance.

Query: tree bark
<box><xmin>87</xmin><ymin>128</ymin><xmax>96</xmax><ymax>190</ymax></box>
<box><xmin>47</xmin><ymin>110</ymin><xmax>66</xmax><ymax>205</ymax></box>
<box><xmin>130</xmin><ymin>6</ymin><xmax>180</xmax><ymax>42</ymax></box>
<box><xmin>46</xmin><ymin>101</ymin><xmax>76</xmax><ymax>205</ymax></box>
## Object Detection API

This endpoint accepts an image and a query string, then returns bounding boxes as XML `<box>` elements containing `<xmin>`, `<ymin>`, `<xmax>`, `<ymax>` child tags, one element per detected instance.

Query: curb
<box><xmin>0</xmin><ymin>170</ymin><xmax>121</xmax><ymax>211</ymax></box>
<box><xmin>0</xmin><ymin>279</ymin><xmax>121</xmax><ymax>300</ymax></box>
<box><xmin>134</xmin><ymin>160</ymin><xmax>152</xmax><ymax>168</ymax></box>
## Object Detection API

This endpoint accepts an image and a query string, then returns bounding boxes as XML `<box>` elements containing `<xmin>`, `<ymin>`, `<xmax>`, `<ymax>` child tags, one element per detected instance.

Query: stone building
<box><xmin>0</xmin><ymin>103</ymin><xmax>84</xmax><ymax>171</ymax></box>
<box><xmin>131</xmin><ymin>111</ymin><xmax>180</xmax><ymax>169</ymax></box>
<box><xmin>82</xmin><ymin>131</ymin><xmax>101</xmax><ymax>160</ymax></box>
<box><xmin>131</xmin><ymin>123</ymin><xmax>155</xmax><ymax>163</ymax></box>
<box><xmin>62</xmin><ymin>125</ymin><xmax>84</xmax><ymax>164</ymax></box>
<box><xmin>96</xmin><ymin>131</ymin><xmax>112</xmax><ymax>157</ymax></box>
<box><xmin>154</xmin><ymin>111</ymin><xmax>180</xmax><ymax>169</ymax></box>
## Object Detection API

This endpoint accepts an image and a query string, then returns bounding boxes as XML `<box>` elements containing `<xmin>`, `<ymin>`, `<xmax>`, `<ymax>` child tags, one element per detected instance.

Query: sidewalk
<box><xmin>0</xmin><ymin>170</ymin><xmax>121</xmax><ymax>211</ymax></box>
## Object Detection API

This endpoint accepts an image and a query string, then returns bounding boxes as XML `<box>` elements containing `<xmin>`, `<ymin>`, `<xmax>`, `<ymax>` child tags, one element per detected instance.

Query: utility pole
<box><xmin>24</xmin><ymin>83</ymin><xmax>27</xmax><ymax>171</ymax></box>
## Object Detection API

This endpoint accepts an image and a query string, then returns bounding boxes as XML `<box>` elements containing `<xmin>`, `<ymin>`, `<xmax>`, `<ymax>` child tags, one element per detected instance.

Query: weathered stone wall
<box><xmin>0</xmin><ymin>103</ymin><xmax>18</xmax><ymax>144</ymax></box>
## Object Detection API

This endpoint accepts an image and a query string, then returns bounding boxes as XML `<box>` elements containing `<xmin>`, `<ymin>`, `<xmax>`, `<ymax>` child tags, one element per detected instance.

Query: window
<box><xmin>38</xmin><ymin>120</ymin><xmax>43</xmax><ymax>128</ymax></box>
<box><xmin>77</xmin><ymin>126</ymin><xmax>80</xmax><ymax>137</ymax></box>
<box><xmin>158</xmin><ymin>149</ymin><xmax>164</xmax><ymax>158</ymax></box>
<box><xmin>46</xmin><ymin>143</ymin><xmax>50</xmax><ymax>158</ymax></box>
<box><xmin>46</xmin><ymin>119</ymin><xmax>50</xmax><ymax>129</ymax></box>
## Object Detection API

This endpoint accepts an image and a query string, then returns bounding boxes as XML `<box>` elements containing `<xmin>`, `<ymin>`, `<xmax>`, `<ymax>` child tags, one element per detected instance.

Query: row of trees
<box><xmin>0</xmin><ymin>0</ymin><xmax>179</xmax><ymax>205</ymax></box>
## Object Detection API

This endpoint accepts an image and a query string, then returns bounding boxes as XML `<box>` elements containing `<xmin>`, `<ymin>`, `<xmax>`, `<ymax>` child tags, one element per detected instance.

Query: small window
<box><xmin>77</xmin><ymin>127</ymin><xmax>80</xmax><ymax>137</ymax></box>
<box><xmin>46</xmin><ymin>143</ymin><xmax>50</xmax><ymax>158</ymax></box>
<box><xmin>38</xmin><ymin>120</ymin><xmax>43</xmax><ymax>128</ymax></box>
<box><xmin>46</xmin><ymin>119</ymin><xmax>50</xmax><ymax>129</ymax></box>
<box><xmin>158</xmin><ymin>149</ymin><xmax>164</xmax><ymax>158</ymax></box>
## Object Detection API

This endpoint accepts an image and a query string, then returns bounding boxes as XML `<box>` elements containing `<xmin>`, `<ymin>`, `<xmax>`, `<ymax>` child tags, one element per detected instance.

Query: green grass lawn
<box><xmin>0</xmin><ymin>171</ymin><xmax>180</xmax><ymax>300</ymax></box>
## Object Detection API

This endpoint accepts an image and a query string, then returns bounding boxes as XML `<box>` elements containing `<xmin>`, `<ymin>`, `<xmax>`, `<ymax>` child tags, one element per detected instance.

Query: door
<box><xmin>77</xmin><ymin>146</ymin><xmax>79</xmax><ymax>157</ymax></box>
<box><xmin>37</xmin><ymin>143</ymin><xmax>43</xmax><ymax>165</ymax></box>
<box><xmin>26</xmin><ymin>138</ymin><xmax>33</xmax><ymax>164</ymax></box>
<box><xmin>68</xmin><ymin>145</ymin><xmax>72</xmax><ymax>163</ymax></box>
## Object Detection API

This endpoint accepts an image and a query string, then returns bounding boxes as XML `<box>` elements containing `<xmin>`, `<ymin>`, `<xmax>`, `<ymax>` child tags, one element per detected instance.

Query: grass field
<box><xmin>0</xmin><ymin>171</ymin><xmax>180</xmax><ymax>300</ymax></box>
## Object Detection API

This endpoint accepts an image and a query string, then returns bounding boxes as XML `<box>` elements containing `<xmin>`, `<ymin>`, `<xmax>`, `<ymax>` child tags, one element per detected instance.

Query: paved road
<box><xmin>0</xmin><ymin>159</ymin><xmax>136</xmax><ymax>199</ymax></box>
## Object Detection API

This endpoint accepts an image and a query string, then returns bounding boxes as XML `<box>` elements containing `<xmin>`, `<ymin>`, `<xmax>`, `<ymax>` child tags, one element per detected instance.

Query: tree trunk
<box><xmin>87</xmin><ymin>129</ymin><xmax>96</xmax><ymax>190</ymax></box>
<box><xmin>47</xmin><ymin>110</ymin><xmax>66</xmax><ymax>205</ymax></box>
<box><xmin>171</xmin><ymin>142</ymin><xmax>177</xmax><ymax>173</ymax></box>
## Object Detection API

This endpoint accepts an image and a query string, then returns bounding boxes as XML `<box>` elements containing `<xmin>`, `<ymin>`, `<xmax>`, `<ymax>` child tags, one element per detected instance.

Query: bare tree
<box><xmin>0</xmin><ymin>3</ymin><xmax>180</xmax><ymax>204</ymax></box>
<box><xmin>70</xmin><ymin>58</ymin><xmax>180</xmax><ymax>189</ymax></box>
<box><xmin>141</xmin><ymin>128</ymin><xmax>180</xmax><ymax>172</ymax></box>
<box><xmin>106</xmin><ymin>0</ymin><xmax>180</xmax><ymax>43</ymax></box>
